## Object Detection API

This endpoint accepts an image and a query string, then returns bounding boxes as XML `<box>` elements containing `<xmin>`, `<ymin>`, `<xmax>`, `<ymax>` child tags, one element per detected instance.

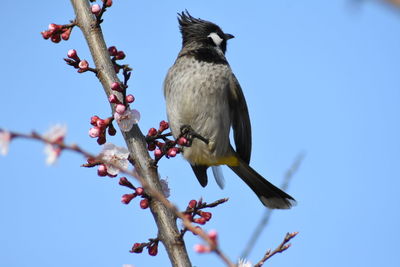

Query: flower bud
<box><xmin>91</xmin><ymin>4</ymin><xmax>101</xmax><ymax>16</ymax></box>
<box><xmin>135</xmin><ymin>187</ymin><xmax>144</xmax><ymax>196</ymax></box>
<box><xmin>89</xmin><ymin>127</ymin><xmax>101</xmax><ymax>138</ymax></box>
<box><xmin>67</xmin><ymin>49</ymin><xmax>79</xmax><ymax>60</ymax></box>
<box><xmin>115</xmin><ymin>104</ymin><xmax>126</xmax><ymax>115</ymax></box>
<box><xmin>111</xmin><ymin>82</ymin><xmax>122</xmax><ymax>92</ymax></box>
<box><xmin>140</xmin><ymin>198</ymin><xmax>149</xmax><ymax>209</ymax></box>
<box><xmin>126</xmin><ymin>94</ymin><xmax>135</xmax><ymax>103</ymax></box>
<box><xmin>119</xmin><ymin>177</ymin><xmax>135</xmax><ymax>189</ymax></box>
<box><xmin>97</xmin><ymin>164</ymin><xmax>107</xmax><ymax>177</ymax></box>
<box><xmin>158</xmin><ymin>120</ymin><xmax>169</xmax><ymax>132</ymax></box>
<box><xmin>147</xmin><ymin>128</ymin><xmax>157</xmax><ymax>137</ymax></box>
<box><xmin>130</xmin><ymin>243</ymin><xmax>143</xmax><ymax>253</ymax></box>
<box><xmin>188</xmin><ymin>199</ymin><xmax>197</xmax><ymax>209</ymax></box>
<box><xmin>116</xmin><ymin>51</ymin><xmax>126</xmax><ymax>60</ymax></box>
<box><xmin>121</xmin><ymin>193</ymin><xmax>136</xmax><ymax>204</ymax></box>
<box><xmin>108</xmin><ymin>46</ymin><xmax>118</xmax><ymax>56</ymax></box>
<box><xmin>78</xmin><ymin>59</ymin><xmax>89</xmax><ymax>71</ymax></box>
<box><xmin>108</xmin><ymin>94</ymin><xmax>121</xmax><ymax>104</ymax></box>
<box><xmin>148</xmin><ymin>243</ymin><xmax>158</xmax><ymax>256</ymax></box>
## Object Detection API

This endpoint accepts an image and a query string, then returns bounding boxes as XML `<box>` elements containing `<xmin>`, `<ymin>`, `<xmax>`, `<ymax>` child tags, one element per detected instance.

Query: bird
<box><xmin>163</xmin><ymin>11</ymin><xmax>296</xmax><ymax>209</ymax></box>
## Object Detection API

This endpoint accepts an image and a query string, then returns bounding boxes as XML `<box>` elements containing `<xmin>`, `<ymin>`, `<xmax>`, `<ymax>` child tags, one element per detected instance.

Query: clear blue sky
<box><xmin>1</xmin><ymin>1</ymin><xmax>399</xmax><ymax>266</ymax></box>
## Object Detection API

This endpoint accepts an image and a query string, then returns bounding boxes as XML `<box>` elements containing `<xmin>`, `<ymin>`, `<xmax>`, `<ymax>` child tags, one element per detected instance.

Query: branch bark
<box><xmin>69</xmin><ymin>1</ymin><xmax>191</xmax><ymax>266</ymax></box>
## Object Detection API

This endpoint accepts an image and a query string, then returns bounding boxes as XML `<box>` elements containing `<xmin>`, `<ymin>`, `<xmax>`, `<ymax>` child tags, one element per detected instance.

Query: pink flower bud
<box><xmin>208</xmin><ymin>229</ymin><xmax>218</xmax><ymax>241</ymax></box>
<box><xmin>194</xmin><ymin>244</ymin><xmax>210</xmax><ymax>253</ymax></box>
<box><xmin>111</xmin><ymin>82</ymin><xmax>122</xmax><ymax>92</ymax></box>
<box><xmin>97</xmin><ymin>164</ymin><xmax>108</xmax><ymax>177</ymax></box>
<box><xmin>61</xmin><ymin>28</ymin><xmax>72</xmax><ymax>40</ymax></box>
<box><xmin>154</xmin><ymin>149</ymin><xmax>162</xmax><ymax>159</ymax></box>
<box><xmin>140</xmin><ymin>198</ymin><xmax>149</xmax><ymax>209</ymax></box>
<box><xmin>108</xmin><ymin>46</ymin><xmax>118</xmax><ymax>56</ymax></box>
<box><xmin>135</xmin><ymin>187</ymin><xmax>144</xmax><ymax>196</ymax></box>
<box><xmin>126</xmin><ymin>94</ymin><xmax>135</xmax><ymax>103</ymax></box>
<box><xmin>147</xmin><ymin>128</ymin><xmax>157</xmax><ymax>137</ymax></box>
<box><xmin>116</xmin><ymin>51</ymin><xmax>126</xmax><ymax>60</ymax></box>
<box><xmin>48</xmin><ymin>23</ymin><xmax>62</xmax><ymax>31</ymax></box>
<box><xmin>91</xmin><ymin>4</ymin><xmax>101</xmax><ymax>16</ymax></box>
<box><xmin>78</xmin><ymin>59</ymin><xmax>89</xmax><ymax>70</ymax></box>
<box><xmin>108</xmin><ymin>94</ymin><xmax>120</xmax><ymax>104</ymax></box>
<box><xmin>121</xmin><ymin>193</ymin><xmax>136</xmax><ymax>204</ymax></box>
<box><xmin>177</xmin><ymin>137</ymin><xmax>188</xmax><ymax>146</ymax></box>
<box><xmin>96</xmin><ymin>119</ymin><xmax>106</xmax><ymax>129</ymax></box>
<box><xmin>115</xmin><ymin>104</ymin><xmax>126</xmax><ymax>115</ymax></box>
<box><xmin>67</xmin><ymin>49</ymin><xmax>79</xmax><ymax>60</ymax></box>
<box><xmin>89</xmin><ymin>127</ymin><xmax>101</xmax><ymax>138</ymax></box>
<box><xmin>90</xmin><ymin>115</ymin><xmax>100</xmax><ymax>126</ymax></box>
<box><xmin>167</xmin><ymin>147</ymin><xmax>179</xmax><ymax>157</ymax></box>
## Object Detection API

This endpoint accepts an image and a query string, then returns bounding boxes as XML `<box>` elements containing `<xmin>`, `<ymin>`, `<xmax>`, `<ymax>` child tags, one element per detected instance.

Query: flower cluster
<box><xmin>95</xmin><ymin>143</ymin><xmax>130</xmax><ymax>177</ymax></box>
<box><xmin>41</xmin><ymin>23</ymin><xmax>74</xmax><ymax>43</ymax></box>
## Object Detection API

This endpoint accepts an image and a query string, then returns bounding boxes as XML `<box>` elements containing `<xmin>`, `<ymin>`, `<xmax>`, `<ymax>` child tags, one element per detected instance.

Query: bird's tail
<box><xmin>229</xmin><ymin>158</ymin><xmax>296</xmax><ymax>209</ymax></box>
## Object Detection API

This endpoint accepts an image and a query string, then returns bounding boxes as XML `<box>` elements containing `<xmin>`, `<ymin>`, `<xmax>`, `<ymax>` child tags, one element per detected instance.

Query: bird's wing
<box><xmin>228</xmin><ymin>73</ymin><xmax>252</xmax><ymax>164</ymax></box>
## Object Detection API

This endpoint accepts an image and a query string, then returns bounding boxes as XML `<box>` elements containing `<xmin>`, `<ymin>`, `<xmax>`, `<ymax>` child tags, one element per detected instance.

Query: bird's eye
<box><xmin>207</xmin><ymin>32</ymin><xmax>223</xmax><ymax>47</ymax></box>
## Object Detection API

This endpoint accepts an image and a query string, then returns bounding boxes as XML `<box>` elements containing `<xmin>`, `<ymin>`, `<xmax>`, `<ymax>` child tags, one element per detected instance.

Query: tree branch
<box><xmin>69</xmin><ymin>1</ymin><xmax>191</xmax><ymax>266</ymax></box>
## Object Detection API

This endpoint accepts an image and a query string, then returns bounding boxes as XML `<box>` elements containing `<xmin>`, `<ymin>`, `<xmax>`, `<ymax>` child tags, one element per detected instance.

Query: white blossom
<box><xmin>238</xmin><ymin>258</ymin><xmax>252</xmax><ymax>267</ymax></box>
<box><xmin>114</xmin><ymin>109</ymin><xmax>140</xmax><ymax>132</ymax></box>
<box><xmin>43</xmin><ymin>124</ymin><xmax>67</xmax><ymax>165</ymax></box>
<box><xmin>99</xmin><ymin>143</ymin><xmax>130</xmax><ymax>175</ymax></box>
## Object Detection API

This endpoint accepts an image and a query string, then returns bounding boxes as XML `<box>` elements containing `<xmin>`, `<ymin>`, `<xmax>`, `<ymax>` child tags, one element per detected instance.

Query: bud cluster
<box><xmin>130</xmin><ymin>239</ymin><xmax>159</xmax><ymax>256</ymax></box>
<box><xmin>64</xmin><ymin>49</ymin><xmax>95</xmax><ymax>73</ymax></box>
<box><xmin>119</xmin><ymin>177</ymin><xmax>150</xmax><ymax>209</ymax></box>
<box><xmin>183</xmin><ymin>199</ymin><xmax>213</xmax><ymax>226</ymax></box>
<box><xmin>88</xmin><ymin>115</ymin><xmax>116</xmax><ymax>145</ymax></box>
<box><xmin>146</xmin><ymin>121</ymin><xmax>189</xmax><ymax>164</ymax></box>
<box><xmin>41</xmin><ymin>23</ymin><xmax>74</xmax><ymax>43</ymax></box>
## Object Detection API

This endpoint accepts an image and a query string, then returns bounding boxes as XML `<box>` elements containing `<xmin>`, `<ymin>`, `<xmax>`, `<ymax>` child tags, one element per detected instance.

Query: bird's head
<box><xmin>177</xmin><ymin>11</ymin><xmax>234</xmax><ymax>54</ymax></box>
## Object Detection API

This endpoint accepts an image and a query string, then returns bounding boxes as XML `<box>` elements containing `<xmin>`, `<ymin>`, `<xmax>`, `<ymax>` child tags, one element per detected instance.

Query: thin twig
<box><xmin>254</xmin><ymin>232</ymin><xmax>298</xmax><ymax>267</ymax></box>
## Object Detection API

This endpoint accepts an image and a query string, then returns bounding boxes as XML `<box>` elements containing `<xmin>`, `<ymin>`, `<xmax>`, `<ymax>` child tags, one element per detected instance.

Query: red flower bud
<box><xmin>121</xmin><ymin>193</ymin><xmax>136</xmax><ymax>204</ymax></box>
<box><xmin>188</xmin><ymin>199</ymin><xmax>197</xmax><ymax>209</ymax></box>
<box><xmin>108</xmin><ymin>123</ymin><xmax>117</xmax><ymax>136</ymax></box>
<box><xmin>158</xmin><ymin>120</ymin><xmax>169</xmax><ymax>132</ymax></box>
<box><xmin>51</xmin><ymin>34</ymin><xmax>61</xmax><ymax>43</ymax></box>
<box><xmin>91</xmin><ymin>4</ymin><xmax>101</xmax><ymax>16</ymax></box>
<box><xmin>147</xmin><ymin>142</ymin><xmax>156</xmax><ymax>151</ymax></box>
<box><xmin>200</xmin><ymin>211</ymin><xmax>212</xmax><ymax>221</ymax></box>
<box><xmin>116</xmin><ymin>51</ymin><xmax>126</xmax><ymax>60</ymax></box>
<box><xmin>177</xmin><ymin>137</ymin><xmax>188</xmax><ymax>146</ymax></box>
<box><xmin>167</xmin><ymin>147</ymin><xmax>179</xmax><ymax>157</ymax></box>
<box><xmin>96</xmin><ymin>119</ymin><xmax>106</xmax><ymax>129</ymax></box>
<box><xmin>147</xmin><ymin>128</ymin><xmax>157</xmax><ymax>137</ymax></box>
<box><xmin>105</xmin><ymin>0</ymin><xmax>113</xmax><ymax>7</ymax></box>
<box><xmin>119</xmin><ymin>177</ymin><xmax>135</xmax><ymax>189</ymax></box>
<box><xmin>41</xmin><ymin>30</ymin><xmax>52</xmax><ymax>39</ymax></box>
<box><xmin>193</xmin><ymin>218</ymin><xmax>206</xmax><ymax>225</ymax></box>
<box><xmin>140</xmin><ymin>198</ymin><xmax>149</xmax><ymax>209</ymax></box>
<box><xmin>108</xmin><ymin>46</ymin><xmax>118</xmax><ymax>56</ymax></box>
<box><xmin>148</xmin><ymin>243</ymin><xmax>158</xmax><ymax>256</ymax></box>
<box><xmin>97</xmin><ymin>135</ymin><xmax>106</xmax><ymax>145</ymax></box>
<box><xmin>130</xmin><ymin>243</ymin><xmax>143</xmax><ymax>253</ymax></box>
<box><xmin>154</xmin><ymin>149</ymin><xmax>162</xmax><ymax>159</ymax></box>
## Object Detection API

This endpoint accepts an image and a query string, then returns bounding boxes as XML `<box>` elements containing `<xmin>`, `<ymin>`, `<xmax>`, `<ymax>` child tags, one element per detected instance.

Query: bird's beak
<box><xmin>225</xmin><ymin>33</ymin><xmax>235</xmax><ymax>40</ymax></box>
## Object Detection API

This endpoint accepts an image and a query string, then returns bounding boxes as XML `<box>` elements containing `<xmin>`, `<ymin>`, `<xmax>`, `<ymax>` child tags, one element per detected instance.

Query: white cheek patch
<box><xmin>208</xmin><ymin>32</ymin><xmax>223</xmax><ymax>47</ymax></box>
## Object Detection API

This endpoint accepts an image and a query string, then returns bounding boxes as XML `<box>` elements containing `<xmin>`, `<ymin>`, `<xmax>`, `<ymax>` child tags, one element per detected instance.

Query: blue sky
<box><xmin>1</xmin><ymin>1</ymin><xmax>399</xmax><ymax>266</ymax></box>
